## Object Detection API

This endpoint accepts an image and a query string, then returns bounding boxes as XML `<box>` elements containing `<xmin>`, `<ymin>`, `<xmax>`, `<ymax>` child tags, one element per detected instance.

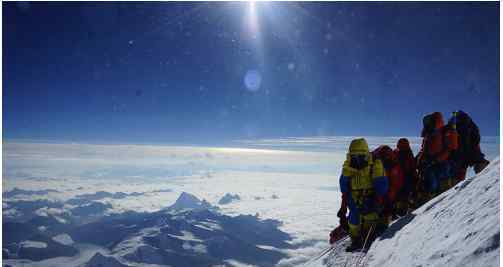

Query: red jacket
<box><xmin>372</xmin><ymin>145</ymin><xmax>405</xmax><ymax>202</ymax></box>
<box><xmin>386</xmin><ymin>164</ymin><xmax>405</xmax><ymax>202</ymax></box>
<box><xmin>395</xmin><ymin>138</ymin><xmax>418</xmax><ymax>190</ymax></box>
<box><xmin>418</xmin><ymin>112</ymin><xmax>458</xmax><ymax>164</ymax></box>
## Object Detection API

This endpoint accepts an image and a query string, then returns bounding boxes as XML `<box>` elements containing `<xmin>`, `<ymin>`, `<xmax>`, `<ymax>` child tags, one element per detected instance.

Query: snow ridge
<box><xmin>166</xmin><ymin>192</ymin><xmax>216</xmax><ymax>212</ymax></box>
<box><xmin>325</xmin><ymin>158</ymin><xmax>500</xmax><ymax>267</ymax></box>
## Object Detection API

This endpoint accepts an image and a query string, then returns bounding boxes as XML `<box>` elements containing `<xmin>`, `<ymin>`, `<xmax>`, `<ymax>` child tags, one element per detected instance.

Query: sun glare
<box><xmin>247</xmin><ymin>0</ymin><xmax>259</xmax><ymax>38</ymax></box>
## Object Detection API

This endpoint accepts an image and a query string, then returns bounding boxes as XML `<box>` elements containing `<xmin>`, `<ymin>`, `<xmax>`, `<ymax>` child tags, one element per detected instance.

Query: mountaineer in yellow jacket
<box><xmin>339</xmin><ymin>138</ymin><xmax>389</xmax><ymax>252</ymax></box>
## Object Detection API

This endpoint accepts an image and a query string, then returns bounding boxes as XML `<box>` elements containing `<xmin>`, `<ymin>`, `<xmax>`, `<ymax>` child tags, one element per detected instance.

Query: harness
<box><xmin>349</xmin><ymin>163</ymin><xmax>375</xmax><ymax>214</ymax></box>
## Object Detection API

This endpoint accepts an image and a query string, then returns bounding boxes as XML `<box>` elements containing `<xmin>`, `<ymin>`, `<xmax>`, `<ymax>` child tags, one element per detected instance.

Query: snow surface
<box><xmin>20</xmin><ymin>240</ymin><xmax>48</xmax><ymax>249</ymax></box>
<box><xmin>3</xmin><ymin>244</ymin><xmax>108</xmax><ymax>267</ymax></box>
<box><xmin>169</xmin><ymin>230</ymin><xmax>204</xmax><ymax>242</ymax></box>
<box><xmin>52</xmin><ymin>234</ymin><xmax>75</xmax><ymax>246</ymax></box>
<box><xmin>182</xmin><ymin>242</ymin><xmax>208</xmax><ymax>254</ymax></box>
<box><xmin>319</xmin><ymin>157</ymin><xmax>500</xmax><ymax>267</ymax></box>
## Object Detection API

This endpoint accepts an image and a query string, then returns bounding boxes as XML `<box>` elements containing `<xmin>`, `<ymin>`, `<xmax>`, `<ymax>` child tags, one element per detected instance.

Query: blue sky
<box><xmin>3</xmin><ymin>2</ymin><xmax>500</xmax><ymax>144</ymax></box>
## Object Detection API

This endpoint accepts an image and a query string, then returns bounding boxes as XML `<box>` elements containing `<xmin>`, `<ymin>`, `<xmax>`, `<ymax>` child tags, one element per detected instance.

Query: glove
<box><xmin>337</xmin><ymin>208</ymin><xmax>346</xmax><ymax>218</ymax></box>
<box><xmin>375</xmin><ymin>203</ymin><xmax>385</xmax><ymax>216</ymax></box>
<box><xmin>340</xmin><ymin>216</ymin><xmax>349</xmax><ymax>231</ymax></box>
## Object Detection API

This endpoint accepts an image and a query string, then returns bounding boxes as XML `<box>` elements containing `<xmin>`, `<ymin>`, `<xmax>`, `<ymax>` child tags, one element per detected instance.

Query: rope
<box><xmin>302</xmin><ymin>246</ymin><xmax>333</xmax><ymax>266</ymax></box>
<box><xmin>302</xmin><ymin>235</ymin><xmax>350</xmax><ymax>266</ymax></box>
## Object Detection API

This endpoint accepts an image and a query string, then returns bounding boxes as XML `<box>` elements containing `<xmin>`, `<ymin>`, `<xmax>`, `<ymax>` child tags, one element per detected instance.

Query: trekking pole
<box><xmin>355</xmin><ymin>224</ymin><xmax>375</xmax><ymax>267</ymax></box>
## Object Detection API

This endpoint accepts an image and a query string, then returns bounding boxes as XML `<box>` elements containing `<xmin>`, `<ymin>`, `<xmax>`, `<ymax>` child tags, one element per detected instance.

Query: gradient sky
<box><xmin>3</xmin><ymin>2</ymin><xmax>500</xmax><ymax>144</ymax></box>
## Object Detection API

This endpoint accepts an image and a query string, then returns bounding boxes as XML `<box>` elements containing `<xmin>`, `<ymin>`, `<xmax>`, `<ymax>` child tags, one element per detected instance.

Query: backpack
<box><xmin>421</xmin><ymin>114</ymin><xmax>436</xmax><ymax>137</ymax></box>
<box><xmin>396</xmin><ymin>149</ymin><xmax>415</xmax><ymax>177</ymax></box>
<box><xmin>450</xmin><ymin>111</ymin><xmax>480</xmax><ymax>158</ymax></box>
<box><xmin>422</xmin><ymin>125</ymin><xmax>458</xmax><ymax>163</ymax></box>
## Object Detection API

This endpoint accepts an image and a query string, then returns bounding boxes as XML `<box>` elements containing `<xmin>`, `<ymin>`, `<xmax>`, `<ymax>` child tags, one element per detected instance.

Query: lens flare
<box><xmin>244</xmin><ymin>70</ymin><xmax>262</xmax><ymax>92</ymax></box>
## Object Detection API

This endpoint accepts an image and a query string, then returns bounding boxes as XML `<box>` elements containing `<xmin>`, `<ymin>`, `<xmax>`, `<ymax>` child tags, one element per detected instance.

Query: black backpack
<box><xmin>421</xmin><ymin>113</ymin><xmax>436</xmax><ymax>137</ymax></box>
<box><xmin>450</xmin><ymin>111</ymin><xmax>480</xmax><ymax>156</ymax></box>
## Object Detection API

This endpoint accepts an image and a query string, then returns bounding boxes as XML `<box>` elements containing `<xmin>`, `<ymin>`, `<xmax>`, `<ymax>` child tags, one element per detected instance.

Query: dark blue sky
<box><xmin>3</xmin><ymin>2</ymin><xmax>500</xmax><ymax>144</ymax></box>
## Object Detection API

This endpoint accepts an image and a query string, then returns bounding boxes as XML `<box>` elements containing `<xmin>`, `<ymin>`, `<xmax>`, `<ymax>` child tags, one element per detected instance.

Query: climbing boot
<box><xmin>474</xmin><ymin>159</ymin><xmax>490</xmax><ymax>174</ymax></box>
<box><xmin>345</xmin><ymin>238</ymin><xmax>363</xmax><ymax>252</ymax></box>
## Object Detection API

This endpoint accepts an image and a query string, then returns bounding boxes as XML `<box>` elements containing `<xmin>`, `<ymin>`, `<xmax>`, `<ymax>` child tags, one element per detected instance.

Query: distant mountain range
<box><xmin>3</xmin><ymin>192</ymin><xmax>293</xmax><ymax>267</ymax></box>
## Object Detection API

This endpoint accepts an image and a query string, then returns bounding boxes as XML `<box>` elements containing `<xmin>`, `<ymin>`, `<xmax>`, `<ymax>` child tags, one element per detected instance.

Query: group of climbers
<box><xmin>415</xmin><ymin>110</ymin><xmax>489</xmax><ymax>205</ymax></box>
<box><xmin>330</xmin><ymin>110</ymin><xmax>490</xmax><ymax>252</ymax></box>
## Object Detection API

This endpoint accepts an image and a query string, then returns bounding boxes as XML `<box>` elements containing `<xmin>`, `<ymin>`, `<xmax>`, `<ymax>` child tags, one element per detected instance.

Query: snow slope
<box><xmin>322</xmin><ymin>158</ymin><xmax>500</xmax><ymax>267</ymax></box>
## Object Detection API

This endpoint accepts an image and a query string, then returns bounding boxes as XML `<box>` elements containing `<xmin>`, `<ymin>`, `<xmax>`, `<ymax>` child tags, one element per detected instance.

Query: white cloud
<box><xmin>35</xmin><ymin>207</ymin><xmax>66</xmax><ymax>217</ymax></box>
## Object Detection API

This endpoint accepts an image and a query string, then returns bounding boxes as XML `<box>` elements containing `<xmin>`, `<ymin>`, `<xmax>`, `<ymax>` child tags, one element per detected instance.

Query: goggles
<box><xmin>349</xmin><ymin>154</ymin><xmax>369</xmax><ymax>169</ymax></box>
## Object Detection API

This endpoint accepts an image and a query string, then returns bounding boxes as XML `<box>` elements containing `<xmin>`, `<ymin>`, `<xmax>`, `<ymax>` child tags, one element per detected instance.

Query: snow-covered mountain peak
<box><xmin>167</xmin><ymin>192</ymin><xmax>216</xmax><ymax>212</ymax></box>
<box><xmin>218</xmin><ymin>193</ymin><xmax>241</xmax><ymax>205</ymax></box>
<box><xmin>82</xmin><ymin>252</ymin><xmax>131</xmax><ymax>267</ymax></box>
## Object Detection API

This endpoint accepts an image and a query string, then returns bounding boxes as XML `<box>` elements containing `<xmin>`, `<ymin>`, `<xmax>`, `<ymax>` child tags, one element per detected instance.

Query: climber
<box><xmin>447</xmin><ymin>110</ymin><xmax>490</xmax><ymax>182</ymax></box>
<box><xmin>417</xmin><ymin>112</ymin><xmax>458</xmax><ymax>201</ymax></box>
<box><xmin>394</xmin><ymin>138</ymin><xmax>419</xmax><ymax>211</ymax></box>
<box><xmin>339</xmin><ymin>138</ymin><xmax>389</xmax><ymax>252</ymax></box>
<box><xmin>372</xmin><ymin>145</ymin><xmax>405</xmax><ymax>220</ymax></box>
